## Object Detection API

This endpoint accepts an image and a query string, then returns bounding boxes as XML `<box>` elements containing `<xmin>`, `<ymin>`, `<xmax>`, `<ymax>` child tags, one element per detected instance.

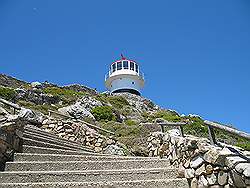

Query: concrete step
<box><xmin>0</xmin><ymin>179</ymin><xmax>189</xmax><ymax>188</ymax></box>
<box><xmin>0</xmin><ymin>168</ymin><xmax>178</xmax><ymax>183</ymax></box>
<box><xmin>22</xmin><ymin>132</ymin><xmax>94</xmax><ymax>153</ymax></box>
<box><xmin>23</xmin><ymin>127</ymin><xmax>93</xmax><ymax>150</ymax></box>
<box><xmin>22</xmin><ymin>137</ymin><xmax>94</xmax><ymax>152</ymax></box>
<box><xmin>5</xmin><ymin>159</ymin><xmax>170</xmax><ymax>171</ymax></box>
<box><xmin>22</xmin><ymin>145</ymin><xmax>103</xmax><ymax>156</ymax></box>
<box><xmin>14</xmin><ymin>153</ymin><xmax>156</xmax><ymax>162</ymax></box>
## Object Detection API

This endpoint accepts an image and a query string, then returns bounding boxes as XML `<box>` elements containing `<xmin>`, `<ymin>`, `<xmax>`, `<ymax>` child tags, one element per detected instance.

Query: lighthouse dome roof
<box><xmin>110</xmin><ymin>55</ymin><xmax>139</xmax><ymax>65</ymax></box>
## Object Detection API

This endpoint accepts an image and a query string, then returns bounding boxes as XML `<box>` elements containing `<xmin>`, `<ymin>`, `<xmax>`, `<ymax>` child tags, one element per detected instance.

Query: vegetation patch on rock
<box><xmin>91</xmin><ymin>106</ymin><xmax>116</xmax><ymax>122</ymax></box>
<box><xmin>0</xmin><ymin>86</ymin><xmax>16</xmax><ymax>101</ymax></box>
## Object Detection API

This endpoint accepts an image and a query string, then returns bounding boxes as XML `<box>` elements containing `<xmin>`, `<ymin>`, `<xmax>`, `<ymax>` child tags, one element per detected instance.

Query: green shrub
<box><xmin>107</xmin><ymin>96</ymin><xmax>129</xmax><ymax>109</ymax></box>
<box><xmin>151</xmin><ymin>110</ymin><xmax>181</xmax><ymax>122</ymax></box>
<box><xmin>0</xmin><ymin>86</ymin><xmax>16</xmax><ymax>101</ymax></box>
<box><xmin>43</xmin><ymin>87</ymin><xmax>86</xmax><ymax>104</ymax></box>
<box><xmin>125</xmin><ymin>119</ymin><xmax>137</xmax><ymax>126</ymax></box>
<box><xmin>91</xmin><ymin>106</ymin><xmax>116</xmax><ymax>122</ymax></box>
<box><xmin>120</xmin><ymin>106</ymin><xmax>133</xmax><ymax>117</ymax></box>
<box><xmin>44</xmin><ymin>87</ymin><xmax>86</xmax><ymax>97</ymax></box>
<box><xmin>236</xmin><ymin>139</ymin><xmax>250</xmax><ymax>151</ymax></box>
<box><xmin>180</xmin><ymin>116</ymin><xmax>207</xmax><ymax>137</ymax></box>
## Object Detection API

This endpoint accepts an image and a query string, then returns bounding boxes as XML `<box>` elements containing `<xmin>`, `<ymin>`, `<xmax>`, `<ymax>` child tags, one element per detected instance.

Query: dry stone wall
<box><xmin>41</xmin><ymin>117</ymin><xmax>126</xmax><ymax>155</ymax></box>
<box><xmin>147</xmin><ymin>130</ymin><xmax>250</xmax><ymax>188</ymax></box>
<box><xmin>0</xmin><ymin>108</ymin><xmax>26</xmax><ymax>170</ymax></box>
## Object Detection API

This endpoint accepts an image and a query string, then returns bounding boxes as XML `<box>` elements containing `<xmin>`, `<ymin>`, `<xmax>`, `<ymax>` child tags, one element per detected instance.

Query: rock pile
<box><xmin>41</xmin><ymin>117</ymin><xmax>126</xmax><ymax>155</ymax></box>
<box><xmin>147</xmin><ymin>130</ymin><xmax>250</xmax><ymax>188</ymax></box>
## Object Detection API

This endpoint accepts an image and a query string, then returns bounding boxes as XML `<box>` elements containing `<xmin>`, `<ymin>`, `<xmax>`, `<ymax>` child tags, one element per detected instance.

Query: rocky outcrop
<box><xmin>62</xmin><ymin>84</ymin><xmax>97</xmax><ymax>95</ymax></box>
<box><xmin>58</xmin><ymin>95</ymin><xmax>103</xmax><ymax>120</ymax></box>
<box><xmin>58</xmin><ymin>102</ymin><xmax>95</xmax><ymax>120</ymax></box>
<box><xmin>114</xmin><ymin>93</ymin><xmax>160</xmax><ymax>112</ymax></box>
<box><xmin>15</xmin><ymin>88</ymin><xmax>60</xmax><ymax>105</ymax></box>
<box><xmin>0</xmin><ymin>74</ymin><xmax>28</xmax><ymax>88</ymax></box>
<box><xmin>147</xmin><ymin>130</ymin><xmax>250</xmax><ymax>188</ymax></box>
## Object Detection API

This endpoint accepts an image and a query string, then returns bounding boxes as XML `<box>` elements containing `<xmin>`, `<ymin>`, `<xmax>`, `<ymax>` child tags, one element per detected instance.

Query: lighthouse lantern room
<box><xmin>105</xmin><ymin>55</ymin><xmax>145</xmax><ymax>95</ymax></box>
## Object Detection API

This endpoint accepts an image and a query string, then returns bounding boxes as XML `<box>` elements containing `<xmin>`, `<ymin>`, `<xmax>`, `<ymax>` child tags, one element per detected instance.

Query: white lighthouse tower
<box><xmin>105</xmin><ymin>55</ymin><xmax>145</xmax><ymax>95</ymax></box>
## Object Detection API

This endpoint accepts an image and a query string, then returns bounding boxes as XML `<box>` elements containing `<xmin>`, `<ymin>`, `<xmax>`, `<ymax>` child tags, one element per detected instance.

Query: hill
<box><xmin>0</xmin><ymin>73</ymin><xmax>249</xmax><ymax>155</ymax></box>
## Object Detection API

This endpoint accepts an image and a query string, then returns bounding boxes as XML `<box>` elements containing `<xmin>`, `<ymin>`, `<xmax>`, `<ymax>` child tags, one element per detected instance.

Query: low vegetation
<box><xmin>1</xmin><ymin>74</ymin><xmax>249</xmax><ymax>153</ymax></box>
<box><xmin>91</xmin><ymin>106</ymin><xmax>116</xmax><ymax>122</ymax></box>
<box><xmin>17</xmin><ymin>100</ymin><xmax>58</xmax><ymax>115</ymax></box>
<box><xmin>0</xmin><ymin>86</ymin><xmax>16</xmax><ymax>101</ymax></box>
<box><xmin>95</xmin><ymin>95</ymin><xmax>129</xmax><ymax>108</ymax></box>
<box><xmin>100</xmin><ymin>121</ymin><xmax>150</xmax><ymax>156</ymax></box>
<box><xmin>43</xmin><ymin>87</ymin><xmax>86</xmax><ymax>104</ymax></box>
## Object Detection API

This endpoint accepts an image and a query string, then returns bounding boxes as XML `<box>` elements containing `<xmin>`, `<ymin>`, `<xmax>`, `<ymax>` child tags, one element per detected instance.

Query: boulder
<box><xmin>235</xmin><ymin>163</ymin><xmax>250</xmax><ymax>177</ymax></box>
<box><xmin>230</xmin><ymin>170</ymin><xmax>246</xmax><ymax>187</ymax></box>
<box><xmin>218</xmin><ymin>171</ymin><xmax>228</xmax><ymax>186</ymax></box>
<box><xmin>79</xmin><ymin>96</ymin><xmax>102</xmax><ymax>111</ymax></box>
<box><xmin>191</xmin><ymin>177</ymin><xmax>198</xmax><ymax>188</ymax></box>
<box><xmin>191</xmin><ymin>156</ymin><xmax>204</xmax><ymax>169</ymax></box>
<box><xmin>58</xmin><ymin>102</ymin><xmax>95</xmax><ymax>120</ymax></box>
<box><xmin>195</xmin><ymin>164</ymin><xmax>206</xmax><ymax>176</ymax></box>
<box><xmin>18</xmin><ymin>108</ymin><xmax>44</xmax><ymax>126</ymax></box>
<box><xmin>198</xmin><ymin>175</ymin><xmax>208</xmax><ymax>188</ymax></box>
<box><xmin>206</xmin><ymin>173</ymin><xmax>217</xmax><ymax>185</ymax></box>
<box><xmin>104</xmin><ymin>144</ymin><xmax>125</xmax><ymax>156</ymax></box>
<box><xmin>185</xmin><ymin>168</ymin><xmax>195</xmax><ymax>179</ymax></box>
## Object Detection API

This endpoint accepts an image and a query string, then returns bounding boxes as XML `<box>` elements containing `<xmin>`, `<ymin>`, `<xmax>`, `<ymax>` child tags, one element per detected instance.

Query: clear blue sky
<box><xmin>1</xmin><ymin>1</ymin><xmax>250</xmax><ymax>132</ymax></box>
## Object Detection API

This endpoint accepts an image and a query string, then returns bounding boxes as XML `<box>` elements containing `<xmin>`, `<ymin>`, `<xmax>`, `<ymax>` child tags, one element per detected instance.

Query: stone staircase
<box><xmin>0</xmin><ymin>125</ymin><xmax>188</xmax><ymax>188</ymax></box>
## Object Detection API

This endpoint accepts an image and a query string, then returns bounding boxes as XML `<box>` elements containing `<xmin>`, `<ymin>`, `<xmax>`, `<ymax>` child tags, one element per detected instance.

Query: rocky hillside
<box><xmin>0</xmin><ymin>74</ymin><xmax>249</xmax><ymax>155</ymax></box>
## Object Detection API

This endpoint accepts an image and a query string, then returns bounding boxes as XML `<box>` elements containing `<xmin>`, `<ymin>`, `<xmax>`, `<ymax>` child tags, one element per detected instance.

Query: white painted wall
<box><xmin>110</xmin><ymin>77</ymin><xmax>141</xmax><ymax>93</ymax></box>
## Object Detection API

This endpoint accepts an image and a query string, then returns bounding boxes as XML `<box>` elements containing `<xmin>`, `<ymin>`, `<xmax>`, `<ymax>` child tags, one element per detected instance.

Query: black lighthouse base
<box><xmin>112</xmin><ymin>89</ymin><xmax>141</xmax><ymax>96</ymax></box>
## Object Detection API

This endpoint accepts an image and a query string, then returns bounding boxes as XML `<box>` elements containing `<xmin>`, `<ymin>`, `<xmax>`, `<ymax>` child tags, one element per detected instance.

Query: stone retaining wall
<box><xmin>41</xmin><ymin>117</ymin><xmax>126</xmax><ymax>155</ymax></box>
<box><xmin>147</xmin><ymin>130</ymin><xmax>250</xmax><ymax>188</ymax></box>
<box><xmin>0</xmin><ymin>113</ymin><xmax>25</xmax><ymax>170</ymax></box>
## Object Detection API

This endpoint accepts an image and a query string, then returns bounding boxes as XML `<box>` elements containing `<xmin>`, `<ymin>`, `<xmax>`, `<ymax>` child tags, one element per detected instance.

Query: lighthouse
<box><xmin>105</xmin><ymin>55</ymin><xmax>145</xmax><ymax>95</ymax></box>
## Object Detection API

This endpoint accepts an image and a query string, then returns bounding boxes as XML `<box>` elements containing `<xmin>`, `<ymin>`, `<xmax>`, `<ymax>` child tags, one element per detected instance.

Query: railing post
<box><xmin>160</xmin><ymin>124</ymin><xmax>164</xmax><ymax>133</ymax></box>
<box><xmin>208</xmin><ymin>125</ymin><xmax>217</xmax><ymax>145</ymax></box>
<box><xmin>178</xmin><ymin>126</ymin><xmax>184</xmax><ymax>137</ymax></box>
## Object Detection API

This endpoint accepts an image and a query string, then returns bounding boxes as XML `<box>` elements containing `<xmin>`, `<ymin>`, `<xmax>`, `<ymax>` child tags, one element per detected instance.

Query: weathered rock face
<box><xmin>0</xmin><ymin>74</ymin><xmax>28</xmax><ymax>88</ymax></box>
<box><xmin>58</xmin><ymin>102</ymin><xmax>95</xmax><ymax>120</ymax></box>
<box><xmin>41</xmin><ymin>117</ymin><xmax>126</xmax><ymax>155</ymax></box>
<box><xmin>18</xmin><ymin>108</ymin><xmax>45</xmax><ymax>126</ymax></box>
<box><xmin>113</xmin><ymin>93</ymin><xmax>160</xmax><ymax>113</ymax></box>
<box><xmin>15</xmin><ymin>88</ymin><xmax>60</xmax><ymax>105</ymax></box>
<box><xmin>147</xmin><ymin>131</ymin><xmax>250</xmax><ymax>188</ymax></box>
<box><xmin>78</xmin><ymin>96</ymin><xmax>103</xmax><ymax>111</ymax></box>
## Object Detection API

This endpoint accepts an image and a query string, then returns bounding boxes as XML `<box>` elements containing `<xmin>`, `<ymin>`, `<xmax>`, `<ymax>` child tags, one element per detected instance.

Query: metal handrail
<box><xmin>141</xmin><ymin>120</ymin><xmax>250</xmax><ymax>146</ymax></box>
<box><xmin>204</xmin><ymin>120</ymin><xmax>250</xmax><ymax>145</ymax></box>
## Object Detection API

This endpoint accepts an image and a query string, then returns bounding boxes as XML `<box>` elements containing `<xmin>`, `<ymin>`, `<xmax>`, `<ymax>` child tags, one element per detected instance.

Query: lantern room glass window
<box><xmin>117</xmin><ymin>62</ymin><xmax>122</xmax><ymax>70</ymax></box>
<box><xmin>112</xmin><ymin>63</ymin><xmax>116</xmax><ymax>73</ymax></box>
<box><xmin>123</xmin><ymin>61</ymin><xmax>128</xmax><ymax>69</ymax></box>
<box><xmin>135</xmin><ymin>64</ymin><xmax>139</xmax><ymax>73</ymax></box>
<box><xmin>130</xmin><ymin>62</ymin><xmax>134</xmax><ymax>71</ymax></box>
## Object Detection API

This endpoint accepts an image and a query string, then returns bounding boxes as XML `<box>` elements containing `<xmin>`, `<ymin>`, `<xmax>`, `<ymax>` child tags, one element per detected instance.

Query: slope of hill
<box><xmin>0</xmin><ymin>74</ymin><xmax>249</xmax><ymax>155</ymax></box>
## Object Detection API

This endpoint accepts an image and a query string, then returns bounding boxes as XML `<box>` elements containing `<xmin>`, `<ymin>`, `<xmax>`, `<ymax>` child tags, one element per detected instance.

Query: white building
<box><xmin>105</xmin><ymin>55</ymin><xmax>145</xmax><ymax>96</ymax></box>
